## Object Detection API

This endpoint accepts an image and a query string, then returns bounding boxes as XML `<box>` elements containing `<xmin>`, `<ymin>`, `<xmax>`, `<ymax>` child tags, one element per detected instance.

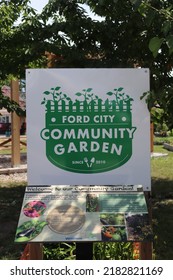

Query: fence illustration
<box><xmin>46</xmin><ymin>99</ymin><xmax>132</xmax><ymax>114</ymax></box>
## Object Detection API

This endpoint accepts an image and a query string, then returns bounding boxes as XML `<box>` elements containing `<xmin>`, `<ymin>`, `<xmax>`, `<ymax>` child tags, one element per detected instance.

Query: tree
<box><xmin>0</xmin><ymin>0</ymin><xmax>45</xmax><ymax>114</ymax></box>
<box><xmin>39</xmin><ymin>0</ymin><xmax>173</xmax><ymax>129</ymax></box>
<box><xmin>1</xmin><ymin>0</ymin><xmax>173</xmax><ymax>129</ymax></box>
<box><xmin>129</xmin><ymin>0</ymin><xmax>173</xmax><ymax>129</ymax></box>
<box><xmin>129</xmin><ymin>0</ymin><xmax>173</xmax><ymax>57</ymax></box>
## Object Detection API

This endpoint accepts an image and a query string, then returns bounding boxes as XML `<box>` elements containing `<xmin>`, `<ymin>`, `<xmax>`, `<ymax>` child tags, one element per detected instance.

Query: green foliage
<box><xmin>152</xmin><ymin>143</ymin><xmax>173</xmax><ymax>176</ymax></box>
<box><xmin>93</xmin><ymin>242</ymin><xmax>133</xmax><ymax>260</ymax></box>
<box><xmin>0</xmin><ymin>91</ymin><xmax>25</xmax><ymax>116</ymax></box>
<box><xmin>132</xmin><ymin>0</ymin><xmax>173</xmax><ymax>57</ymax></box>
<box><xmin>0</xmin><ymin>76</ymin><xmax>26</xmax><ymax>116</ymax></box>
<box><xmin>43</xmin><ymin>243</ymin><xmax>76</xmax><ymax>260</ymax></box>
<box><xmin>149</xmin><ymin>37</ymin><xmax>164</xmax><ymax>58</ymax></box>
<box><xmin>43</xmin><ymin>242</ymin><xmax>133</xmax><ymax>260</ymax></box>
<box><xmin>151</xmin><ymin>107</ymin><xmax>168</xmax><ymax>131</ymax></box>
<box><xmin>1</xmin><ymin>0</ymin><xmax>173</xmax><ymax>127</ymax></box>
<box><xmin>0</xmin><ymin>0</ymin><xmax>45</xmax><ymax>80</ymax></box>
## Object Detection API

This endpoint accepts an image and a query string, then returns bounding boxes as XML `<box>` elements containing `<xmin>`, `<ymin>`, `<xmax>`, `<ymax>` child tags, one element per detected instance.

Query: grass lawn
<box><xmin>0</xmin><ymin>138</ymin><xmax>173</xmax><ymax>259</ymax></box>
<box><xmin>151</xmin><ymin>144</ymin><xmax>173</xmax><ymax>259</ymax></box>
<box><xmin>0</xmin><ymin>184</ymin><xmax>26</xmax><ymax>259</ymax></box>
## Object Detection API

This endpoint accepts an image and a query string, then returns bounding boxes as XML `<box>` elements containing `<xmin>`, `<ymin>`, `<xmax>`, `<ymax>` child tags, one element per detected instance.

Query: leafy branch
<box><xmin>0</xmin><ymin>92</ymin><xmax>25</xmax><ymax>116</ymax></box>
<box><xmin>130</xmin><ymin>0</ymin><xmax>173</xmax><ymax>57</ymax></box>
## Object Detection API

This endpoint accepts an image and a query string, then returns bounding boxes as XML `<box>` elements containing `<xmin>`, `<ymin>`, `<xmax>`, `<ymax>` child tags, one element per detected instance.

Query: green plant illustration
<box><xmin>107</xmin><ymin>87</ymin><xmax>134</xmax><ymax>106</ymax></box>
<box><xmin>75</xmin><ymin>88</ymin><xmax>100</xmax><ymax>103</ymax></box>
<box><xmin>41</xmin><ymin>86</ymin><xmax>71</xmax><ymax>106</ymax></box>
<box><xmin>41</xmin><ymin>86</ymin><xmax>133</xmax><ymax>113</ymax></box>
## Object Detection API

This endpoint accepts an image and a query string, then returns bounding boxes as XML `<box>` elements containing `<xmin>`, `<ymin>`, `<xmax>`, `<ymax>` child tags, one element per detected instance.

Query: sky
<box><xmin>30</xmin><ymin>0</ymin><xmax>103</xmax><ymax>21</ymax></box>
<box><xmin>30</xmin><ymin>0</ymin><xmax>49</xmax><ymax>12</ymax></box>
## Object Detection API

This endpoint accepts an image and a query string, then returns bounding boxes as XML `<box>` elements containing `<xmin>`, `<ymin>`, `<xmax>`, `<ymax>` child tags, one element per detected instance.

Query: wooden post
<box><xmin>150</xmin><ymin>122</ymin><xmax>154</xmax><ymax>152</ymax></box>
<box><xmin>11</xmin><ymin>79</ymin><xmax>20</xmax><ymax>167</ymax></box>
<box><xmin>139</xmin><ymin>242</ymin><xmax>153</xmax><ymax>260</ymax></box>
<box><xmin>139</xmin><ymin>191</ymin><xmax>153</xmax><ymax>260</ymax></box>
<box><xmin>28</xmin><ymin>243</ymin><xmax>43</xmax><ymax>260</ymax></box>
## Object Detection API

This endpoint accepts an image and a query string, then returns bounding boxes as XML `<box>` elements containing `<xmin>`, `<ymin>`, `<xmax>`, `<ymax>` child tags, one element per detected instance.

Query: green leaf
<box><xmin>162</xmin><ymin>21</ymin><xmax>171</xmax><ymax>36</ymax></box>
<box><xmin>166</xmin><ymin>35</ymin><xmax>173</xmax><ymax>55</ymax></box>
<box><xmin>169</xmin><ymin>48</ymin><xmax>173</xmax><ymax>55</ymax></box>
<box><xmin>130</xmin><ymin>0</ymin><xmax>143</xmax><ymax>9</ymax></box>
<box><xmin>41</xmin><ymin>97</ymin><xmax>46</xmax><ymax>105</ymax></box>
<box><xmin>75</xmin><ymin>92</ymin><xmax>82</xmax><ymax>96</ymax></box>
<box><xmin>86</xmin><ymin>88</ymin><xmax>92</xmax><ymax>92</ymax></box>
<box><xmin>145</xmin><ymin>9</ymin><xmax>156</xmax><ymax>27</ymax></box>
<box><xmin>140</xmin><ymin>91</ymin><xmax>151</xmax><ymax>100</ymax></box>
<box><xmin>149</xmin><ymin>37</ymin><xmax>164</xmax><ymax>57</ymax></box>
<box><xmin>107</xmin><ymin>92</ymin><xmax>113</xmax><ymax>96</ymax></box>
<box><xmin>118</xmin><ymin>87</ymin><xmax>123</xmax><ymax>91</ymax></box>
<box><xmin>43</xmin><ymin>91</ymin><xmax>50</xmax><ymax>95</ymax></box>
<box><xmin>55</xmin><ymin>86</ymin><xmax>61</xmax><ymax>91</ymax></box>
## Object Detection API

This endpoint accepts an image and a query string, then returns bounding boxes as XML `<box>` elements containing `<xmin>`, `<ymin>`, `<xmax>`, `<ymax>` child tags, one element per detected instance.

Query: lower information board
<box><xmin>15</xmin><ymin>185</ymin><xmax>152</xmax><ymax>243</ymax></box>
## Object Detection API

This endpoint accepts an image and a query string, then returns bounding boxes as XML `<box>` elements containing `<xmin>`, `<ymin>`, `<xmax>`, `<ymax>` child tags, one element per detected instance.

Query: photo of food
<box><xmin>125</xmin><ymin>213</ymin><xmax>153</xmax><ymax>241</ymax></box>
<box><xmin>46</xmin><ymin>205</ymin><xmax>86</xmax><ymax>235</ymax></box>
<box><xmin>101</xmin><ymin>226</ymin><xmax>127</xmax><ymax>241</ymax></box>
<box><xmin>100</xmin><ymin>213</ymin><xmax>125</xmax><ymax>225</ymax></box>
<box><xmin>23</xmin><ymin>201</ymin><xmax>46</xmax><ymax>218</ymax></box>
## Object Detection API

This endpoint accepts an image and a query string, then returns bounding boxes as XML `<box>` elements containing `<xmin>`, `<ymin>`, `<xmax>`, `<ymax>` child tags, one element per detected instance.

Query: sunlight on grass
<box><xmin>151</xmin><ymin>145</ymin><xmax>173</xmax><ymax>181</ymax></box>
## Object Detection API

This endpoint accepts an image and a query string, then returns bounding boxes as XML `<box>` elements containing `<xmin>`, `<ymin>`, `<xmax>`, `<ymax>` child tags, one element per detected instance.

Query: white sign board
<box><xmin>26</xmin><ymin>69</ymin><xmax>150</xmax><ymax>190</ymax></box>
